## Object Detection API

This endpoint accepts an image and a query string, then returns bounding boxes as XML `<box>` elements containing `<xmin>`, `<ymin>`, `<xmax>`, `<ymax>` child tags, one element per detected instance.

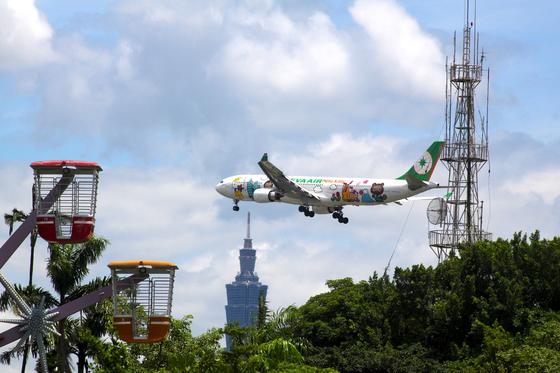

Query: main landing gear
<box><xmin>298</xmin><ymin>205</ymin><xmax>315</xmax><ymax>217</ymax></box>
<box><xmin>233</xmin><ymin>200</ymin><xmax>240</xmax><ymax>211</ymax></box>
<box><xmin>332</xmin><ymin>210</ymin><xmax>349</xmax><ymax>224</ymax></box>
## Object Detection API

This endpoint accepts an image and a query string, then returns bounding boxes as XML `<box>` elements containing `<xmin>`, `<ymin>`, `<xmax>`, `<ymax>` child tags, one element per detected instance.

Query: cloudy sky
<box><xmin>0</xmin><ymin>0</ymin><xmax>559</xmax><ymax>366</ymax></box>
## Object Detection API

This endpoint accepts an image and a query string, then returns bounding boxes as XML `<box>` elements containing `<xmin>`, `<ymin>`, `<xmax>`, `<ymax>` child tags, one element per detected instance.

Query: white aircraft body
<box><xmin>215</xmin><ymin>141</ymin><xmax>445</xmax><ymax>224</ymax></box>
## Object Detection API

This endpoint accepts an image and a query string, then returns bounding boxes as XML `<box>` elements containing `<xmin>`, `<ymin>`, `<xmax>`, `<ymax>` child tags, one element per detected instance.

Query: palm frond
<box><xmin>0</xmin><ymin>348</ymin><xmax>17</xmax><ymax>364</ymax></box>
<box><xmin>47</xmin><ymin>243</ymin><xmax>79</xmax><ymax>297</ymax></box>
<box><xmin>71</xmin><ymin>237</ymin><xmax>109</xmax><ymax>281</ymax></box>
<box><xmin>0</xmin><ymin>284</ymin><xmax>58</xmax><ymax>313</ymax></box>
<box><xmin>67</xmin><ymin>276</ymin><xmax>111</xmax><ymax>301</ymax></box>
<box><xmin>46</xmin><ymin>237</ymin><xmax>109</xmax><ymax>298</ymax></box>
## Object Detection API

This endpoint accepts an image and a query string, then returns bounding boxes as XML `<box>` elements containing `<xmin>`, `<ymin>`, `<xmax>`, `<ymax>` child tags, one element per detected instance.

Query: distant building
<box><xmin>225</xmin><ymin>212</ymin><xmax>268</xmax><ymax>350</ymax></box>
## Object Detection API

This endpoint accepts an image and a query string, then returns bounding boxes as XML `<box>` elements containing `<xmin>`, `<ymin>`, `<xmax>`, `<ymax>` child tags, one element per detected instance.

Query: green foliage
<box><xmin>290</xmin><ymin>232</ymin><xmax>560</xmax><ymax>372</ymax></box>
<box><xmin>86</xmin><ymin>333</ymin><xmax>136</xmax><ymax>372</ymax></box>
<box><xmin>131</xmin><ymin>316</ymin><xmax>225</xmax><ymax>372</ymax></box>
<box><xmin>84</xmin><ymin>231</ymin><xmax>560</xmax><ymax>372</ymax></box>
<box><xmin>92</xmin><ymin>307</ymin><xmax>334</xmax><ymax>373</ymax></box>
<box><xmin>44</xmin><ymin>237</ymin><xmax>110</xmax><ymax>373</ymax></box>
<box><xmin>0</xmin><ymin>236</ymin><xmax>111</xmax><ymax>373</ymax></box>
<box><xmin>221</xmin><ymin>304</ymin><xmax>325</xmax><ymax>372</ymax></box>
<box><xmin>5</xmin><ymin>231</ymin><xmax>559</xmax><ymax>372</ymax></box>
<box><xmin>3</xmin><ymin>208</ymin><xmax>27</xmax><ymax>235</ymax></box>
<box><xmin>47</xmin><ymin>237</ymin><xmax>109</xmax><ymax>300</ymax></box>
<box><xmin>258</xmin><ymin>338</ymin><xmax>304</xmax><ymax>368</ymax></box>
<box><xmin>91</xmin><ymin>316</ymin><xmax>227</xmax><ymax>372</ymax></box>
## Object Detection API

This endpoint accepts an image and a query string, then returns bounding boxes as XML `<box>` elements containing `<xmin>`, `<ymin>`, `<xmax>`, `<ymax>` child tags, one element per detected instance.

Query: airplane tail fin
<box><xmin>397</xmin><ymin>141</ymin><xmax>445</xmax><ymax>186</ymax></box>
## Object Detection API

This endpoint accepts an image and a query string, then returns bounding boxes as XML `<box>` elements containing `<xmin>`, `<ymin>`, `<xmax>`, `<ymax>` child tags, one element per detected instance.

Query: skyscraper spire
<box><xmin>246</xmin><ymin>212</ymin><xmax>251</xmax><ymax>239</ymax></box>
<box><xmin>244</xmin><ymin>212</ymin><xmax>252</xmax><ymax>249</ymax></box>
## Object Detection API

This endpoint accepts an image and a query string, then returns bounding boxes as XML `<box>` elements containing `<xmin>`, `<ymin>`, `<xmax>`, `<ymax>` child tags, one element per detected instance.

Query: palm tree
<box><xmin>3</xmin><ymin>208</ymin><xmax>35</xmax><ymax>373</ymax></box>
<box><xmin>0</xmin><ymin>237</ymin><xmax>110</xmax><ymax>373</ymax></box>
<box><xmin>224</xmin><ymin>306</ymin><xmax>307</xmax><ymax>372</ymax></box>
<box><xmin>68</xmin><ymin>278</ymin><xmax>112</xmax><ymax>373</ymax></box>
<box><xmin>22</xmin><ymin>226</ymin><xmax>38</xmax><ymax>373</ymax></box>
<box><xmin>46</xmin><ymin>237</ymin><xmax>109</xmax><ymax>373</ymax></box>
<box><xmin>3</xmin><ymin>208</ymin><xmax>27</xmax><ymax>236</ymax></box>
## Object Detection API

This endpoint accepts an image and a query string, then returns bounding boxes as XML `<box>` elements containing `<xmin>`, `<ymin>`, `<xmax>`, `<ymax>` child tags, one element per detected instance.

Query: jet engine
<box><xmin>253</xmin><ymin>188</ymin><xmax>283</xmax><ymax>203</ymax></box>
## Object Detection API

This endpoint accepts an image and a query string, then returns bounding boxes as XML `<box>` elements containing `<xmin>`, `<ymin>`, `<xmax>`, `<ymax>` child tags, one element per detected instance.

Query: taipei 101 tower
<box><xmin>225</xmin><ymin>213</ymin><xmax>268</xmax><ymax>350</ymax></box>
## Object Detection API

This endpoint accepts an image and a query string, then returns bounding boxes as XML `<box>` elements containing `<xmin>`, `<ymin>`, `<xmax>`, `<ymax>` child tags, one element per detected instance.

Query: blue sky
<box><xmin>0</xmin><ymin>0</ymin><xmax>559</xmax><ymax>368</ymax></box>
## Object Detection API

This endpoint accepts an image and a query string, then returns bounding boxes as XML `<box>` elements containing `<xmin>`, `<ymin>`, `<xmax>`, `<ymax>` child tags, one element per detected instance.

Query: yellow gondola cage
<box><xmin>108</xmin><ymin>260</ymin><xmax>178</xmax><ymax>343</ymax></box>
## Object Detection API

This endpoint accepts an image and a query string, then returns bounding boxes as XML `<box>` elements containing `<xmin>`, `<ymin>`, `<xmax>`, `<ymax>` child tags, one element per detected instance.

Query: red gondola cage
<box><xmin>108</xmin><ymin>260</ymin><xmax>178</xmax><ymax>343</ymax></box>
<box><xmin>30</xmin><ymin>160</ymin><xmax>102</xmax><ymax>244</ymax></box>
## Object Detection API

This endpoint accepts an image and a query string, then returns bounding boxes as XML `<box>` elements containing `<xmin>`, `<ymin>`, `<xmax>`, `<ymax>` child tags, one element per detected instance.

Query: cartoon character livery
<box><xmin>215</xmin><ymin>141</ymin><xmax>445</xmax><ymax>224</ymax></box>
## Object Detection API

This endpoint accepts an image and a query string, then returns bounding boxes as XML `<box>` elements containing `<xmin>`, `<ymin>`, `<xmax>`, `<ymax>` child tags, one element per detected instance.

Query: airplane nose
<box><xmin>215</xmin><ymin>181</ymin><xmax>228</xmax><ymax>196</ymax></box>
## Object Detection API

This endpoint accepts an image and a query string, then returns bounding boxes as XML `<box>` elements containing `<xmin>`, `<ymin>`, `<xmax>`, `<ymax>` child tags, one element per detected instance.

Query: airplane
<box><xmin>215</xmin><ymin>141</ymin><xmax>445</xmax><ymax>224</ymax></box>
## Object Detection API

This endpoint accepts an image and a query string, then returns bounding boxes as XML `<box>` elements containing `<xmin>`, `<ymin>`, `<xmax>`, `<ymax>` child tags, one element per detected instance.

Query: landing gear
<box><xmin>299</xmin><ymin>205</ymin><xmax>315</xmax><ymax>218</ymax></box>
<box><xmin>233</xmin><ymin>200</ymin><xmax>240</xmax><ymax>211</ymax></box>
<box><xmin>331</xmin><ymin>209</ymin><xmax>348</xmax><ymax>224</ymax></box>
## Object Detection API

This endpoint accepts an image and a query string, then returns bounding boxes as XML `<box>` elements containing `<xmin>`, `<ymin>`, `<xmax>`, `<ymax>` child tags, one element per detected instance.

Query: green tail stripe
<box><xmin>397</xmin><ymin>141</ymin><xmax>445</xmax><ymax>182</ymax></box>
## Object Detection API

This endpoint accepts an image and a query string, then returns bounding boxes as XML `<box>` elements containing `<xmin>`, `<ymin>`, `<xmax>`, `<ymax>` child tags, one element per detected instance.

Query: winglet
<box><xmin>261</xmin><ymin>153</ymin><xmax>268</xmax><ymax>162</ymax></box>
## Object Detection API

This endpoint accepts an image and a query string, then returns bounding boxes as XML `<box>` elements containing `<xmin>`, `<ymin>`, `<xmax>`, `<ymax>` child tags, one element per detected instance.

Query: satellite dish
<box><xmin>427</xmin><ymin>197</ymin><xmax>447</xmax><ymax>225</ymax></box>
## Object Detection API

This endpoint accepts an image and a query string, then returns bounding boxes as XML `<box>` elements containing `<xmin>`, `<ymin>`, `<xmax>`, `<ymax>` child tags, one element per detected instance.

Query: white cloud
<box><xmin>218</xmin><ymin>10</ymin><xmax>349</xmax><ymax>97</ymax></box>
<box><xmin>349</xmin><ymin>0</ymin><xmax>445</xmax><ymax>98</ymax></box>
<box><xmin>115</xmin><ymin>40</ymin><xmax>138</xmax><ymax>81</ymax></box>
<box><xmin>94</xmin><ymin>167</ymin><xmax>221</xmax><ymax>258</ymax></box>
<box><xmin>210</xmin><ymin>0</ymin><xmax>445</xmax><ymax>130</ymax></box>
<box><xmin>0</xmin><ymin>0</ymin><xmax>56</xmax><ymax>70</ymax></box>
<box><xmin>502</xmin><ymin>168</ymin><xmax>560</xmax><ymax>204</ymax></box>
<box><xmin>276</xmin><ymin>133</ymin><xmax>407</xmax><ymax>177</ymax></box>
<box><xmin>183</xmin><ymin>254</ymin><xmax>214</xmax><ymax>273</ymax></box>
<box><xmin>22</xmin><ymin>0</ymin><xmax>446</xmax><ymax>153</ymax></box>
<box><xmin>117</xmin><ymin>0</ymin><xmax>224</xmax><ymax>28</ymax></box>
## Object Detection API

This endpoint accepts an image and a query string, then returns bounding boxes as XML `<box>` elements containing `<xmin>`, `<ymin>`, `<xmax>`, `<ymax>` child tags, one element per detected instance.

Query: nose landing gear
<box><xmin>233</xmin><ymin>200</ymin><xmax>240</xmax><ymax>211</ymax></box>
<box><xmin>298</xmin><ymin>205</ymin><xmax>315</xmax><ymax>217</ymax></box>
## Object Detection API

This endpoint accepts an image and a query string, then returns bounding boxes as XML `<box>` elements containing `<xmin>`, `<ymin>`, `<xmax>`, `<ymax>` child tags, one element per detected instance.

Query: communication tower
<box><xmin>428</xmin><ymin>0</ymin><xmax>491</xmax><ymax>261</ymax></box>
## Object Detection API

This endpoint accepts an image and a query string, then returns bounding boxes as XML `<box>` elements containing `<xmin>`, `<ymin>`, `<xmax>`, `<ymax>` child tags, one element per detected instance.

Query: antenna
<box><xmin>474</xmin><ymin>0</ymin><xmax>478</xmax><ymax>62</ymax></box>
<box><xmin>246</xmin><ymin>212</ymin><xmax>251</xmax><ymax>239</ymax></box>
<box><xmin>428</xmin><ymin>0</ymin><xmax>491</xmax><ymax>262</ymax></box>
<box><xmin>465</xmin><ymin>0</ymin><xmax>470</xmax><ymax>27</ymax></box>
<box><xmin>427</xmin><ymin>198</ymin><xmax>447</xmax><ymax>225</ymax></box>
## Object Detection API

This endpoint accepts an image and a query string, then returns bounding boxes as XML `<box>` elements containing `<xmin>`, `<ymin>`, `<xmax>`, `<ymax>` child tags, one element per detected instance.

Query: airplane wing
<box><xmin>258</xmin><ymin>153</ymin><xmax>321</xmax><ymax>201</ymax></box>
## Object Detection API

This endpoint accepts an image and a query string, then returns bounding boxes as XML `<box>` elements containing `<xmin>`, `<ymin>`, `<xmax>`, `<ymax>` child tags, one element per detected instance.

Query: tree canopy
<box><xmin>290</xmin><ymin>232</ymin><xmax>560</xmax><ymax>372</ymax></box>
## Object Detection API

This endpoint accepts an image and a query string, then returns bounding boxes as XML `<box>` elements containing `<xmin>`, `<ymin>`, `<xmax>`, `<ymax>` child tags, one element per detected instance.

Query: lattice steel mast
<box><xmin>429</xmin><ymin>0</ymin><xmax>491</xmax><ymax>261</ymax></box>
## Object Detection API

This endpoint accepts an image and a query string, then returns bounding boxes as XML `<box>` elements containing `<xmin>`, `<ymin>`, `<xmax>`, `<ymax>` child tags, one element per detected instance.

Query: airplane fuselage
<box><xmin>216</xmin><ymin>174</ymin><xmax>435</xmax><ymax>212</ymax></box>
<box><xmin>216</xmin><ymin>142</ymin><xmax>445</xmax><ymax>222</ymax></box>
